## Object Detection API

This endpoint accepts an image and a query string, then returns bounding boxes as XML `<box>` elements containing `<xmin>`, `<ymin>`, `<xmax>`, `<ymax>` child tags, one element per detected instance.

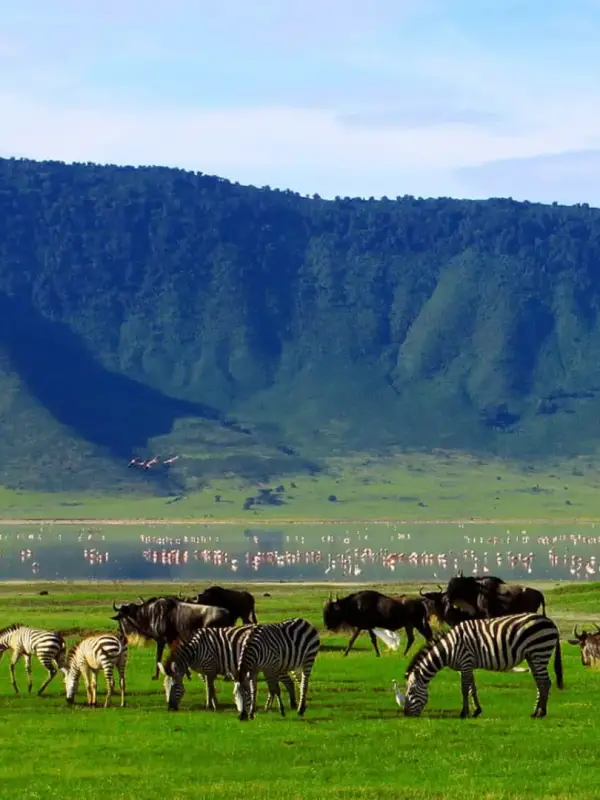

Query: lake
<box><xmin>0</xmin><ymin>521</ymin><xmax>598</xmax><ymax>583</ymax></box>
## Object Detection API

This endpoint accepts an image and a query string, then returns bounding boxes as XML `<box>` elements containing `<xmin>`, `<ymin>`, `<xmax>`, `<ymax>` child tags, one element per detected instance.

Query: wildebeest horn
<box><xmin>573</xmin><ymin>625</ymin><xmax>581</xmax><ymax>639</ymax></box>
<box><xmin>138</xmin><ymin>596</ymin><xmax>145</xmax><ymax>604</ymax></box>
<box><xmin>594</xmin><ymin>623</ymin><xmax>600</xmax><ymax>633</ymax></box>
<box><xmin>419</xmin><ymin>588</ymin><xmax>426</xmax><ymax>597</ymax></box>
<box><xmin>437</xmin><ymin>584</ymin><xmax>443</xmax><ymax>592</ymax></box>
<box><xmin>112</xmin><ymin>601</ymin><xmax>119</xmax><ymax>612</ymax></box>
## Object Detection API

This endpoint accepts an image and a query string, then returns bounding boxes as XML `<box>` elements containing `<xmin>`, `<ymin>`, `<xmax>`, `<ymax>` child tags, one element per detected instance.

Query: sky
<box><xmin>2</xmin><ymin>0</ymin><xmax>600</xmax><ymax>206</ymax></box>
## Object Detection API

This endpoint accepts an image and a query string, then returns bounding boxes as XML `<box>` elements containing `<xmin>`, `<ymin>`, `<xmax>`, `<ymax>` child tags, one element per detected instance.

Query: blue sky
<box><xmin>2</xmin><ymin>0</ymin><xmax>600</xmax><ymax>205</ymax></box>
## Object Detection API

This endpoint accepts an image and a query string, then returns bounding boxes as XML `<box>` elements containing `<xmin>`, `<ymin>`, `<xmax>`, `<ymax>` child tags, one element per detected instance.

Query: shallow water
<box><xmin>0</xmin><ymin>521</ymin><xmax>599</xmax><ymax>583</ymax></box>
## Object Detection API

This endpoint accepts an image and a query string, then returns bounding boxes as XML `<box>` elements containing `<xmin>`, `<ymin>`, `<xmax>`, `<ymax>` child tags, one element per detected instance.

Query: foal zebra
<box><xmin>400</xmin><ymin>612</ymin><xmax>563</xmax><ymax>719</ymax></box>
<box><xmin>234</xmin><ymin>617</ymin><xmax>320</xmax><ymax>721</ymax></box>
<box><xmin>0</xmin><ymin>623</ymin><xmax>66</xmax><ymax>695</ymax></box>
<box><xmin>61</xmin><ymin>633</ymin><xmax>128</xmax><ymax>707</ymax></box>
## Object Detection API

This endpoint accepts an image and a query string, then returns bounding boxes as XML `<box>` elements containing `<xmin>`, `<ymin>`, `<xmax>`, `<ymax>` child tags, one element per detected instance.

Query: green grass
<box><xmin>0</xmin><ymin>581</ymin><xmax>599</xmax><ymax>799</ymax></box>
<box><xmin>4</xmin><ymin>450</ymin><xmax>600</xmax><ymax>522</ymax></box>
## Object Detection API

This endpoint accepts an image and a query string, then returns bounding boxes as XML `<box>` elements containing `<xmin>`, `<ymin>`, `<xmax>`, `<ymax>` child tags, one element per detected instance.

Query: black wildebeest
<box><xmin>322</xmin><ymin>590</ymin><xmax>433</xmax><ymax>657</ymax></box>
<box><xmin>444</xmin><ymin>574</ymin><xmax>546</xmax><ymax>618</ymax></box>
<box><xmin>185</xmin><ymin>586</ymin><xmax>258</xmax><ymax>625</ymax></box>
<box><xmin>111</xmin><ymin>596</ymin><xmax>235</xmax><ymax>680</ymax></box>
<box><xmin>567</xmin><ymin>624</ymin><xmax>600</xmax><ymax>667</ymax></box>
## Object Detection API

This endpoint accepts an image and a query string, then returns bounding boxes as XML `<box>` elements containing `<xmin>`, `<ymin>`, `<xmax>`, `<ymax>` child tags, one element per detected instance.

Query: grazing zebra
<box><xmin>0</xmin><ymin>623</ymin><xmax>66</xmax><ymax>696</ymax></box>
<box><xmin>234</xmin><ymin>617</ymin><xmax>320</xmax><ymax>721</ymax></box>
<box><xmin>158</xmin><ymin>625</ymin><xmax>299</xmax><ymax>712</ymax></box>
<box><xmin>399</xmin><ymin>612</ymin><xmax>563</xmax><ymax>719</ymax></box>
<box><xmin>61</xmin><ymin>633</ymin><xmax>128</xmax><ymax>708</ymax></box>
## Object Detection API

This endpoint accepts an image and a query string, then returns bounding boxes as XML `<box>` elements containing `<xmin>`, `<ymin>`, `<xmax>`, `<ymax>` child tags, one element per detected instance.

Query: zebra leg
<box><xmin>459</xmin><ymin>669</ymin><xmax>476</xmax><ymax>718</ymax></box>
<box><xmin>281</xmin><ymin>674</ymin><xmax>297</xmax><ymax>710</ymax></box>
<box><xmin>297</xmin><ymin>670</ymin><xmax>313</xmax><ymax>717</ymax></box>
<box><xmin>529</xmin><ymin>659</ymin><xmax>551</xmax><ymax>718</ymax></box>
<box><xmin>104</xmin><ymin>666</ymin><xmax>115</xmax><ymax>708</ymax></box>
<box><xmin>206</xmin><ymin>675</ymin><xmax>218</xmax><ymax>710</ymax></box>
<box><xmin>265</xmin><ymin>678</ymin><xmax>285</xmax><ymax>716</ymax></box>
<box><xmin>343</xmin><ymin>629</ymin><xmax>363</xmax><ymax>657</ymax></box>
<box><xmin>90</xmin><ymin>670</ymin><xmax>99</xmax><ymax>707</ymax></box>
<box><xmin>9</xmin><ymin>652</ymin><xmax>21</xmax><ymax>694</ymax></box>
<box><xmin>81</xmin><ymin>669</ymin><xmax>92</xmax><ymax>706</ymax></box>
<box><xmin>250</xmin><ymin>675</ymin><xmax>258</xmax><ymax>719</ymax></box>
<box><xmin>119</xmin><ymin>665</ymin><xmax>126</xmax><ymax>708</ymax></box>
<box><xmin>24</xmin><ymin>654</ymin><xmax>33</xmax><ymax>693</ymax></box>
<box><xmin>470</xmin><ymin>679</ymin><xmax>483</xmax><ymax>718</ymax></box>
<box><xmin>37</xmin><ymin>657</ymin><xmax>57</xmax><ymax>697</ymax></box>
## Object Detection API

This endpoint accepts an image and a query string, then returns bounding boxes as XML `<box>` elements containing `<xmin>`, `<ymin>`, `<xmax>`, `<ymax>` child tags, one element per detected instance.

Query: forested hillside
<box><xmin>1</xmin><ymin>156</ymin><xmax>600</xmax><ymax>491</ymax></box>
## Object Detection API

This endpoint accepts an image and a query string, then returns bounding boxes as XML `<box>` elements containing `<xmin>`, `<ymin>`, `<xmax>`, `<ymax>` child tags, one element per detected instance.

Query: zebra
<box><xmin>399</xmin><ymin>612</ymin><xmax>563</xmax><ymax>719</ymax></box>
<box><xmin>234</xmin><ymin>617</ymin><xmax>320</xmax><ymax>721</ymax></box>
<box><xmin>0</xmin><ymin>623</ymin><xmax>67</xmax><ymax>696</ymax></box>
<box><xmin>61</xmin><ymin>633</ymin><xmax>128</xmax><ymax>708</ymax></box>
<box><xmin>157</xmin><ymin>625</ymin><xmax>299</xmax><ymax>712</ymax></box>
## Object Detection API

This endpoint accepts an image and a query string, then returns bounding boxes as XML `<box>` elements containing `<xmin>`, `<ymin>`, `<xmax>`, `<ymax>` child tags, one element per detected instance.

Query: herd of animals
<box><xmin>0</xmin><ymin>576</ymin><xmax>598</xmax><ymax>720</ymax></box>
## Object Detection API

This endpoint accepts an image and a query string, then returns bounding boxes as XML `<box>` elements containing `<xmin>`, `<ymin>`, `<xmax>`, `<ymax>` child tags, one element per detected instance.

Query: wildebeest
<box><xmin>111</xmin><ymin>596</ymin><xmax>235</xmax><ymax>679</ymax></box>
<box><xmin>567</xmin><ymin>624</ymin><xmax>600</xmax><ymax>666</ymax></box>
<box><xmin>322</xmin><ymin>590</ymin><xmax>433</xmax><ymax>657</ymax></box>
<box><xmin>419</xmin><ymin>587</ymin><xmax>474</xmax><ymax>627</ymax></box>
<box><xmin>445</xmin><ymin>573</ymin><xmax>506</xmax><ymax>616</ymax></box>
<box><xmin>445</xmin><ymin>574</ymin><xmax>546</xmax><ymax>618</ymax></box>
<box><xmin>185</xmin><ymin>586</ymin><xmax>258</xmax><ymax>625</ymax></box>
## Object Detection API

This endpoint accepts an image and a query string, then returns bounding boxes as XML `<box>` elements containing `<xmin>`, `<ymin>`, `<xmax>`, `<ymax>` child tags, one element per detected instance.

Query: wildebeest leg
<box><xmin>367</xmin><ymin>630</ymin><xmax>381</xmax><ymax>657</ymax></box>
<box><xmin>205</xmin><ymin>674</ymin><xmax>218</xmax><ymax>710</ymax></box>
<box><xmin>528</xmin><ymin>657</ymin><xmax>551</xmax><ymax>718</ymax></box>
<box><xmin>459</xmin><ymin>668</ymin><xmax>476</xmax><ymax>718</ymax></box>
<box><xmin>343</xmin><ymin>629</ymin><xmax>363</xmax><ymax>657</ymax></box>
<box><xmin>280</xmin><ymin>674</ymin><xmax>297</xmax><ymax>709</ymax></box>
<box><xmin>403</xmin><ymin>626</ymin><xmax>414</xmax><ymax>656</ymax></box>
<box><xmin>153</xmin><ymin>640</ymin><xmax>166</xmax><ymax>680</ymax></box>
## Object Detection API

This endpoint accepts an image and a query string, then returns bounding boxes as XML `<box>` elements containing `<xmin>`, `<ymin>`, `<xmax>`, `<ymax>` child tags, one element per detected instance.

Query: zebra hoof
<box><xmin>459</xmin><ymin>710</ymin><xmax>469</xmax><ymax>719</ymax></box>
<box><xmin>473</xmin><ymin>708</ymin><xmax>483</xmax><ymax>718</ymax></box>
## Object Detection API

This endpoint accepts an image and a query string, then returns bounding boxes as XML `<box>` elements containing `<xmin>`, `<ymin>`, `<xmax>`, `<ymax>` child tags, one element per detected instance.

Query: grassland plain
<box><xmin>0</xmin><ymin>581</ymin><xmax>599</xmax><ymax>800</ymax></box>
<box><xmin>4</xmin><ymin>451</ymin><xmax>600</xmax><ymax>523</ymax></box>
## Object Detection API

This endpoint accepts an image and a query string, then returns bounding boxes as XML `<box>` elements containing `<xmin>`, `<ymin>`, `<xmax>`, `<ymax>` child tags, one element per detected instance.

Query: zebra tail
<box><xmin>554</xmin><ymin>638</ymin><xmax>564</xmax><ymax>690</ymax></box>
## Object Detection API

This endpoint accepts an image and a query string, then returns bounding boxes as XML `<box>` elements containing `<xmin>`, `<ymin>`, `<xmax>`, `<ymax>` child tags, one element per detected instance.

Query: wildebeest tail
<box><xmin>554</xmin><ymin>637</ymin><xmax>564</xmax><ymax>690</ymax></box>
<box><xmin>540</xmin><ymin>593</ymin><xmax>547</xmax><ymax>617</ymax></box>
<box><xmin>250</xmin><ymin>608</ymin><xmax>258</xmax><ymax>625</ymax></box>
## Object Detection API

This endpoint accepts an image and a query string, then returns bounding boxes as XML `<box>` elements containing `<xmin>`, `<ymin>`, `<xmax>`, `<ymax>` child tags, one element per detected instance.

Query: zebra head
<box><xmin>402</xmin><ymin>671</ymin><xmax>429</xmax><ymax>717</ymax></box>
<box><xmin>157</xmin><ymin>661</ymin><xmax>185</xmax><ymax>710</ymax></box>
<box><xmin>60</xmin><ymin>665</ymin><xmax>79</xmax><ymax>705</ymax></box>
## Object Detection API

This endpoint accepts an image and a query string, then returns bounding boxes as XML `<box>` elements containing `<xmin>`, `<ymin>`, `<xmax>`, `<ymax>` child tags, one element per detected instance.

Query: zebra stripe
<box><xmin>402</xmin><ymin>612</ymin><xmax>563</xmax><ymax>718</ymax></box>
<box><xmin>234</xmin><ymin>617</ymin><xmax>320</xmax><ymax>721</ymax></box>
<box><xmin>158</xmin><ymin>624</ymin><xmax>257</xmax><ymax>711</ymax></box>
<box><xmin>61</xmin><ymin>633</ymin><xmax>128</xmax><ymax>708</ymax></box>
<box><xmin>0</xmin><ymin>623</ymin><xmax>66</xmax><ymax>696</ymax></box>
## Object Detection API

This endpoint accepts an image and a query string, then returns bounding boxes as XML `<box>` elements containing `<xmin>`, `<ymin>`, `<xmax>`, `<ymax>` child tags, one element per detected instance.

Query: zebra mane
<box><xmin>0</xmin><ymin>623</ymin><xmax>23</xmax><ymax>637</ymax></box>
<box><xmin>405</xmin><ymin>632</ymin><xmax>446</xmax><ymax>677</ymax></box>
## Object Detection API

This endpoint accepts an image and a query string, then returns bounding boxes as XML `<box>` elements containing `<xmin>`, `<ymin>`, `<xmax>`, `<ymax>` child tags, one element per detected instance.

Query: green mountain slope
<box><xmin>2</xmin><ymin>156</ymin><xmax>600</xmax><ymax>492</ymax></box>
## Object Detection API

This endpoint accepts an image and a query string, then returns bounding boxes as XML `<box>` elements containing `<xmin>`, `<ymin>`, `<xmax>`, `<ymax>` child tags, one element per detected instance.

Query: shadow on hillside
<box><xmin>0</xmin><ymin>291</ymin><xmax>250</xmax><ymax>459</ymax></box>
